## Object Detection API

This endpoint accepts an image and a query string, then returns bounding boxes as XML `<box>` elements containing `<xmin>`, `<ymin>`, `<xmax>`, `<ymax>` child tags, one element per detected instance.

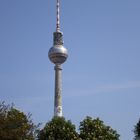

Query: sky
<box><xmin>0</xmin><ymin>0</ymin><xmax>140</xmax><ymax>139</ymax></box>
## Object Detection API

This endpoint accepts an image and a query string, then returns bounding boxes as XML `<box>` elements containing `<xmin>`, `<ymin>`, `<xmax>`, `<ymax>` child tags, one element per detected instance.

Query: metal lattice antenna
<box><xmin>56</xmin><ymin>0</ymin><xmax>60</xmax><ymax>32</ymax></box>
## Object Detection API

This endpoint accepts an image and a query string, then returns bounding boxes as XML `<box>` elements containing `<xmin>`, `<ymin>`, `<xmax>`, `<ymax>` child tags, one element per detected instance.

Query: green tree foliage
<box><xmin>38</xmin><ymin>116</ymin><xmax>79</xmax><ymax>140</ymax></box>
<box><xmin>134</xmin><ymin>119</ymin><xmax>140</xmax><ymax>140</ymax></box>
<box><xmin>79</xmin><ymin>116</ymin><xmax>120</xmax><ymax>140</ymax></box>
<box><xmin>38</xmin><ymin>116</ymin><xmax>120</xmax><ymax>140</ymax></box>
<box><xmin>0</xmin><ymin>101</ymin><xmax>39</xmax><ymax>140</ymax></box>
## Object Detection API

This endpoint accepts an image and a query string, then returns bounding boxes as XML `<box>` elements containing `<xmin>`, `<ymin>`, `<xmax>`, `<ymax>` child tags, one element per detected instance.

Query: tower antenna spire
<box><xmin>56</xmin><ymin>0</ymin><xmax>60</xmax><ymax>32</ymax></box>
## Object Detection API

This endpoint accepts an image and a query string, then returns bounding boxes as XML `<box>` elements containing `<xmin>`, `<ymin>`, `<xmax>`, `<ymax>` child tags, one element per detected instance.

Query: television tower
<box><xmin>48</xmin><ymin>0</ymin><xmax>68</xmax><ymax>117</ymax></box>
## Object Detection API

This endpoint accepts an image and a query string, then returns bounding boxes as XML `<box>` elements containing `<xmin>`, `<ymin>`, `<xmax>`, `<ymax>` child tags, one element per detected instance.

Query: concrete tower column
<box><xmin>54</xmin><ymin>64</ymin><xmax>62</xmax><ymax>116</ymax></box>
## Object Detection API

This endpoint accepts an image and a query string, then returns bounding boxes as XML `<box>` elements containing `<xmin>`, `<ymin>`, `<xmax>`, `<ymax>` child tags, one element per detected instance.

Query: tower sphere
<box><xmin>48</xmin><ymin>44</ymin><xmax>68</xmax><ymax>64</ymax></box>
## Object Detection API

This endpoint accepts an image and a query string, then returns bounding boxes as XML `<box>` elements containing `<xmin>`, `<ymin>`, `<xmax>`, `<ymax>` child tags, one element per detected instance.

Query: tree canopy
<box><xmin>0</xmin><ymin>101</ymin><xmax>39</xmax><ymax>140</ymax></box>
<box><xmin>38</xmin><ymin>116</ymin><xmax>79</xmax><ymax>140</ymax></box>
<box><xmin>38</xmin><ymin>116</ymin><xmax>120</xmax><ymax>140</ymax></box>
<box><xmin>79</xmin><ymin>116</ymin><xmax>120</xmax><ymax>140</ymax></box>
<box><xmin>0</xmin><ymin>102</ymin><xmax>120</xmax><ymax>140</ymax></box>
<box><xmin>134</xmin><ymin>118</ymin><xmax>140</xmax><ymax>140</ymax></box>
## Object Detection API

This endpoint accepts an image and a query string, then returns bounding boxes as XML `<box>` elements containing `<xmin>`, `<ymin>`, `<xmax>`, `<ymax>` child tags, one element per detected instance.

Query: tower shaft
<box><xmin>54</xmin><ymin>64</ymin><xmax>62</xmax><ymax>116</ymax></box>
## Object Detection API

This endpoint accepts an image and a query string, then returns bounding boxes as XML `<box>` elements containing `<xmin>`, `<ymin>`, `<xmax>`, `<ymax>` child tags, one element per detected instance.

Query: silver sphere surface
<box><xmin>48</xmin><ymin>45</ymin><xmax>68</xmax><ymax>64</ymax></box>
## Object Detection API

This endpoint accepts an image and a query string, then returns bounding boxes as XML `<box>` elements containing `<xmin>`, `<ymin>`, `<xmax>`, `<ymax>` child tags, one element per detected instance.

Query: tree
<box><xmin>79</xmin><ymin>116</ymin><xmax>120</xmax><ymax>140</ymax></box>
<box><xmin>38</xmin><ymin>116</ymin><xmax>120</xmax><ymax>140</ymax></box>
<box><xmin>134</xmin><ymin>119</ymin><xmax>140</xmax><ymax>140</ymax></box>
<box><xmin>0</xmin><ymin>101</ymin><xmax>39</xmax><ymax>140</ymax></box>
<box><xmin>38</xmin><ymin>116</ymin><xmax>79</xmax><ymax>140</ymax></box>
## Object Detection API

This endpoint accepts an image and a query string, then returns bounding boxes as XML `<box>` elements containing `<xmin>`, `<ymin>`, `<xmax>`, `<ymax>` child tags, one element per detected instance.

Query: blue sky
<box><xmin>0</xmin><ymin>0</ymin><xmax>140</xmax><ymax>139</ymax></box>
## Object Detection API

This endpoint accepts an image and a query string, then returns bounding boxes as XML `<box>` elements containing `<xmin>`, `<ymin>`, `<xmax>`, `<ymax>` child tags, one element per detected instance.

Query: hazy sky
<box><xmin>0</xmin><ymin>0</ymin><xmax>140</xmax><ymax>140</ymax></box>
